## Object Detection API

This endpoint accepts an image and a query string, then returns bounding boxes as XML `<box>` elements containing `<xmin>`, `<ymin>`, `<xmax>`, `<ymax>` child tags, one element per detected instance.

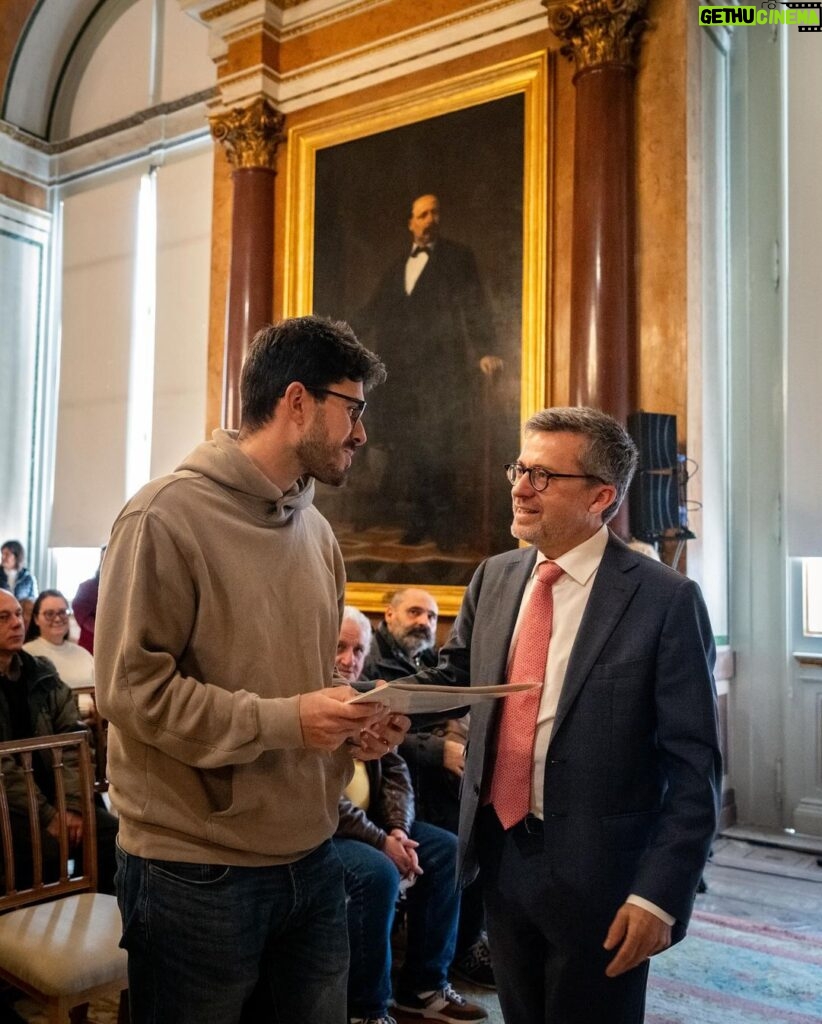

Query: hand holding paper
<box><xmin>347</xmin><ymin>681</ymin><xmax>538</xmax><ymax>716</ymax></box>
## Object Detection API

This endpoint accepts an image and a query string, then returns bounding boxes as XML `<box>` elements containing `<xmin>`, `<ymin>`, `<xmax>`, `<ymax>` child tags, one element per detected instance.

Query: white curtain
<box><xmin>0</xmin><ymin>204</ymin><xmax>49</xmax><ymax>546</ymax></box>
<box><xmin>51</xmin><ymin>175</ymin><xmax>139</xmax><ymax>547</ymax></box>
<box><xmin>151</xmin><ymin>149</ymin><xmax>212</xmax><ymax>478</ymax></box>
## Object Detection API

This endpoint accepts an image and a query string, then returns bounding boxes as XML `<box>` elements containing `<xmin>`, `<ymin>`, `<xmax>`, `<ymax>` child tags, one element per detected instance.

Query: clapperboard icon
<box><xmin>763</xmin><ymin>0</ymin><xmax>822</xmax><ymax>31</ymax></box>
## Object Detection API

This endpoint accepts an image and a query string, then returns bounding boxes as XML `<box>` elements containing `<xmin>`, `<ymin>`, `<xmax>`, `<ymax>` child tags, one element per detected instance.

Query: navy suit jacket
<box><xmin>410</xmin><ymin>532</ymin><xmax>721</xmax><ymax>942</ymax></box>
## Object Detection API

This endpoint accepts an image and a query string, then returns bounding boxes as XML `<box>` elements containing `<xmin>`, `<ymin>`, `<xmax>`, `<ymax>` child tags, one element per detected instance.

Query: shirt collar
<box><xmin>534</xmin><ymin>524</ymin><xmax>609</xmax><ymax>586</ymax></box>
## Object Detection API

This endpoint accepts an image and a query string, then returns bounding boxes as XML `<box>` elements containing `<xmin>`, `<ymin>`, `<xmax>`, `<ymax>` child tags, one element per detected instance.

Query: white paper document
<box><xmin>347</xmin><ymin>682</ymin><xmax>537</xmax><ymax>715</ymax></box>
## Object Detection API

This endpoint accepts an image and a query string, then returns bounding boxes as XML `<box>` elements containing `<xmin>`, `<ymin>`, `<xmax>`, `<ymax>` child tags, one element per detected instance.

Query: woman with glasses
<box><xmin>23</xmin><ymin>589</ymin><xmax>95</xmax><ymax>692</ymax></box>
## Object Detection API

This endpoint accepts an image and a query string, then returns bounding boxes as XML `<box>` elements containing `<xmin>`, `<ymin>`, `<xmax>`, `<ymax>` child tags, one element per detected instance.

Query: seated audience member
<box><xmin>335</xmin><ymin>607</ymin><xmax>486</xmax><ymax>1024</ymax></box>
<box><xmin>363</xmin><ymin>589</ymin><xmax>493</xmax><ymax>988</ymax></box>
<box><xmin>72</xmin><ymin>546</ymin><xmax>105</xmax><ymax>654</ymax></box>
<box><xmin>0</xmin><ymin>588</ymin><xmax>117</xmax><ymax>894</ymax></box>
<box><xmin>24</xmin><ymin>589</ymin><xmax>95</xmax><ymax>692</ymax></box>
<box><xmin>0</xmin><ymin>540</ymin><xmax>38</xmax><ymax>600</ymax></box>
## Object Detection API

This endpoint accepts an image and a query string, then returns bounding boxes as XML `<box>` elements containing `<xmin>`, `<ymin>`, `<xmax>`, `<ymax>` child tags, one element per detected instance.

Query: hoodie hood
<box><xmin>176</xmin><ymin>429</ymin><xmax>315</xmax><ymax>527</ymax></box>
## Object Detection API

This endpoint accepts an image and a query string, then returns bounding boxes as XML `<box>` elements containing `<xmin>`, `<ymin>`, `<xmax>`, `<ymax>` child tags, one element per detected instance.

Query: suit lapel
<box><xmin>485</xmin><ymin>547</ymin><xmax>536</xmax><ymax>679</ymax></box>
<box><xmin>471</xmin><ymin>547</ymin><xmax>536</xmax><ymax>736</ymax></box>
<box><xmin>550</xmin><ymin>536</ymin><xmax>640</xmax><ymax>741</ymax></box>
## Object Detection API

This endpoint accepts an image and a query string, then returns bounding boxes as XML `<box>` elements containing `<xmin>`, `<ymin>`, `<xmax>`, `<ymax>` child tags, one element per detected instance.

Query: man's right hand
<box><xmin>298</xmin><ymin>686</ymin><xmax>389</xmax><ymax>751</ymax></box>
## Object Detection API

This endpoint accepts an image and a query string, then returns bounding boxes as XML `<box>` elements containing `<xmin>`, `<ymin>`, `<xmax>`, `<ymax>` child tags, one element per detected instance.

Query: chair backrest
<box><xmin>0</xmin><ymin>731</ymin><xmax>98</xmax><ymax>912</ymax></box>
<box><xmin>72</xmin><ymin>686</ymin><xmax>109</xmax><ymax>790</ymax></box>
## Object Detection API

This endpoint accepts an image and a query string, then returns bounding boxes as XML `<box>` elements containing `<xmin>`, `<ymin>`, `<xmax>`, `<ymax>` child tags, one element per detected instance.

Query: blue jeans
<box><xmin>115</xmin><ymin>839</ymin><xmax>349</xmax><ymax>1024</ymax></box>
<box><xmin>335</xmin><ymin>821</ymin><xmax>460</xmax><ymax>1019</ymax></box>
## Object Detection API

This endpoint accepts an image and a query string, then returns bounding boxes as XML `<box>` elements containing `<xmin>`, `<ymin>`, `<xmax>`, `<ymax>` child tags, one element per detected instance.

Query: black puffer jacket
<box><xmin>335</xmin><ymin>750</ymin><xmax>414</xmax><ymax>848</ymax></box>
<box><xmin>0</xmin><ymin>651</ymin><xmax>84</xmax><ymax>824</ymax></box>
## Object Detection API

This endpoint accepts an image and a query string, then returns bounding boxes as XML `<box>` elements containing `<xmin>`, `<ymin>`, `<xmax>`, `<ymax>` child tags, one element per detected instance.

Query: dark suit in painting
<box><xmin>411</xmin><ymin>533</ymin><xmax>721</xmax><ymax>1023</ymax></box>
<box><xmin>355</xmin><ymin>238</ymin><xmax>498</xmax><ymax>548</ymax></box>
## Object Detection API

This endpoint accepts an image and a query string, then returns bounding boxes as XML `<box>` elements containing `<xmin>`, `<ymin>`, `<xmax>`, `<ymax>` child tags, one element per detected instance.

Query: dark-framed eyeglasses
<box><xmin>305</xmin><ymin>386</ymin><xmax>367</xmax><ymax>426</ymax></box>
<box><xmin>41</xmin><ymin>609</ymin><xmax>70</xmax><ymax>621</ymax></box>
<box><xmin>504</xmin><ymin>462</ymin><xmax>606</xmax><ymax>492</ymax></box>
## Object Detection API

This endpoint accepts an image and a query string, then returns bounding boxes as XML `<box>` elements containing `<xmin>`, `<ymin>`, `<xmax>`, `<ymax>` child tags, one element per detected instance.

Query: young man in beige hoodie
<box><xmin>95</xmin><ymin>316</ymin><xmax>409</xmax><ymax>1024</ymax></box>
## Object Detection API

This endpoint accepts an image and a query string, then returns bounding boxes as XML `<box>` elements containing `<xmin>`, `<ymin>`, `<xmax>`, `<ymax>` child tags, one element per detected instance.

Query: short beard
<box><xmin>395</xmin><ymin>627</ymin><xmax>434</xmax><ymax>660</ymax></box>
<box><xmin>296</xmin><ymin>414</ymin><xmax>351</xmax><ymax>487</ymax></box>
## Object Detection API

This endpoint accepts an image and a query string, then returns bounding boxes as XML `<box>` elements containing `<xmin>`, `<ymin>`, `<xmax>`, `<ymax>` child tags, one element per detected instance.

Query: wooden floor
<box><xmin>7</xmin><ymin>839</ymin><xmax>822</xmax><ymax>1023</ymax></box>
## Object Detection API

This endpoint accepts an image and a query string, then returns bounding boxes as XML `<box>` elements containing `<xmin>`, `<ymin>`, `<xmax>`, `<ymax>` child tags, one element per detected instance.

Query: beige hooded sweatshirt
<box><xmin>95</xmin><ymin>430</ymin><xmax>352</xmax><ymax>865</ymax></box>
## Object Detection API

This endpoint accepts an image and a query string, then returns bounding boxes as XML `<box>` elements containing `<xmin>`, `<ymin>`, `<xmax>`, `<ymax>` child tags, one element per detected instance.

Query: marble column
<box><xmin>545</xmin><ymin>0</ymin><xmax>649</xmax><ymax>537</ymax></box>
<box><xmin>545</xmin><ymin>0</ymin><xmax>649</xmax><ymax>422</ymax></box>
<box><xmin>209</xmin><ymin>98</ymin><xmax>286</xmax><ymax>429</ymax></box>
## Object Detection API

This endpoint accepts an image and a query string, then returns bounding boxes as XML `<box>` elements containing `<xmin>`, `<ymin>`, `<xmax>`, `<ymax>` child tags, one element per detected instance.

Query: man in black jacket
<box><xmin>334</xmin><ymin>607</ymin><xmax>486</xmax><ymax>1024</ymax></box>
<box><xmin>0</xmin><ymin>588</ymin><xmax>117</xmax><ymax>893</ymax></box>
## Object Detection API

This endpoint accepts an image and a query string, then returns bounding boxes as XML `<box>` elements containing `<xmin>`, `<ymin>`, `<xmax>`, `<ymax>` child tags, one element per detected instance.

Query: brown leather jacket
<box><xmin>335</xmin><ymin>750</ymin><xmax>415</xmax><ymax>849</ymax></box>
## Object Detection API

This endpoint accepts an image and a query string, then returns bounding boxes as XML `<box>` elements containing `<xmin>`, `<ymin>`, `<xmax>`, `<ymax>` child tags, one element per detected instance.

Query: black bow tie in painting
<box><xmin>410</xmin><ymin>246</ymin><xmax>430</xmax><ymax>257</ymax></box>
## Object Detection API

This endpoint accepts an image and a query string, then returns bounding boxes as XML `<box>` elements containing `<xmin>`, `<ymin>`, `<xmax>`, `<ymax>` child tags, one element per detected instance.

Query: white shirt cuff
<box><xmin>626</xmin><ymin>894</ymin><xmax>676</xmax><ymax>926</ymax></box>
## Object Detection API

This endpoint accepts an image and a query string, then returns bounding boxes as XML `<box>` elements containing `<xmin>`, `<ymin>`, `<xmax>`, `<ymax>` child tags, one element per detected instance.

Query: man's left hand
<box><xmin>602</xmin><ymin>903</ymin><xmax>671</xmax><ymax>977</ymax></box>
<box><xmin>348</xmin><ymin>714</ymin><xmax>411</xmax><ymax>761</ymax></box>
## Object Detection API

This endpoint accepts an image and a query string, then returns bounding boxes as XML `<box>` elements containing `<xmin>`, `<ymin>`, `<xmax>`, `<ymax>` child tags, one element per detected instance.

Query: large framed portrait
<box><xmin>284</xmin><ymin>53</ymin><xmax>549</xmax><ymax>614</ymax></box>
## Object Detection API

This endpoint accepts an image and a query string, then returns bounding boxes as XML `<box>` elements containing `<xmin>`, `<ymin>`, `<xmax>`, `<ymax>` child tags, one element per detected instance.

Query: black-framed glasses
<box><xmin>305</xmin><ymin>387</ymin><xmax>367</xmax><ymax>426</ymax></box>
<box><xmin>41</xmin><ymin>609</ymin><xmax>70</xmax><ymax>621</ymax></box>
<box><xmin>504</xmin><ymin>462</ymin><xmax>605</xmax><ymax>492</ymax></box>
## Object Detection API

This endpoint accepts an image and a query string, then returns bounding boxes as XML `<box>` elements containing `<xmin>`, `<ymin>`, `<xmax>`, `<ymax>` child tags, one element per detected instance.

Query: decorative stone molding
<box><xmin>197</xmin><ymin>0</ymin><xmax>305</xmax><ymax>18</ymax></box>
<box><xmin>543</xmin><ymin>0</ymin><xmax>650</xmax><ymax>74</ymax></box>
<box><xmin>209</xmin><ymin>97</ymin><xmax>286</xmax><ymax>169</ymax></box>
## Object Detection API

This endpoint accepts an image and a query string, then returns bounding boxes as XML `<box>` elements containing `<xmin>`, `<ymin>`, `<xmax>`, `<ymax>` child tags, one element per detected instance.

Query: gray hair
<box><xmin>342</xmin><ymin>605</ymin><xmax>372</xmax><ymax>645</ymax></box>
<box><xmin>523</xmin><ymin>406</ymin><xmax>638</xmax><ymax>523</ymax></box>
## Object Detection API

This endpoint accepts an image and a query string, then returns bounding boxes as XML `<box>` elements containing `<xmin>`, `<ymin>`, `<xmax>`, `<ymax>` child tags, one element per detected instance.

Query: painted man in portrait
<box><xmin>354</xmin><ymin>193</ymin><xmax>504</xmax><ymax>552</ymax></box>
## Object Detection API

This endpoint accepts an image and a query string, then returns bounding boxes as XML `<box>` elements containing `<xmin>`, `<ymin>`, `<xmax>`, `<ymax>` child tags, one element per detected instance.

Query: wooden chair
<box><xmin>0</xmin><ymin>731</ymin><xmax>128</xmax><ymax>1023</ymax></box>
<box><xmin>71</xmin><ymin>687</ymin><xmax>108</xmax><ymax>792</ymax></box>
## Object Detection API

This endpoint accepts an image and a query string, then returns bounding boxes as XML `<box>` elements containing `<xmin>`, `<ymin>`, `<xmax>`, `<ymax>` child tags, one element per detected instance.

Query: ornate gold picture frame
<box><xmin>284</xmin><ymin>52</ymin><xmax>549</xmax><ymax>615</ymax></box>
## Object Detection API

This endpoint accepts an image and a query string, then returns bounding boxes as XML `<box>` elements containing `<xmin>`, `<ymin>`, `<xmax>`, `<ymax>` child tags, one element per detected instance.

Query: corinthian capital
<box><xmin>209</xmin><ymin>97</ymin><xmax>286</xmax><ymax>170</ymax></box>
<box><xmin>543</xmin><ymin>0</ymin><xmax>650</xmax><ymax>74</ymax></box>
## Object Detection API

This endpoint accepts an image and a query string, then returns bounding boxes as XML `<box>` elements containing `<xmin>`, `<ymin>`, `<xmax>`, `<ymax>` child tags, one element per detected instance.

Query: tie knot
<box><xmin>536</xmin><ymin>560</ymin><xmax>563</xmax><ymax>587</ymax></box>
<box><xmin>411</xmin><ymin>246</ymin><xmax>430</xmax><ymax>257</ymax></box>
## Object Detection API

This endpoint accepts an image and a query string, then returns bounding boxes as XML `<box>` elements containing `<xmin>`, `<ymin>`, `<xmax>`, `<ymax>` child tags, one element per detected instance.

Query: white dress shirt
<box><xmin>405</xmin><ymin>244</ymin><xmax>431</xmax><ymax>294</ymax></box>
<box><xmin>507</xmin><ymin>524</ymin><xmax>675</xmax><ymax>926</ymax></box>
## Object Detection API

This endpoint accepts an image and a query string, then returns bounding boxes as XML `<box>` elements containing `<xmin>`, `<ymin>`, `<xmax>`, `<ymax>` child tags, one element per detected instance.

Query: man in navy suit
<box><xmin>394</xmin><ymin>407</ymin><xmax>721</xmax><ymax>1024</ymax></box>
<box><xmin>355</xmin><ymin>194</ymin><xmax>507</xmax><ymax>550</ymax></box>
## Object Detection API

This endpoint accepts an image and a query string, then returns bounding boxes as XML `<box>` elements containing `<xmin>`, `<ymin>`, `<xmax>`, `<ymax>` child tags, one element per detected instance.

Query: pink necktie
<box><xmin>489</xmin><ymin>560</ymin><xmax>564</xmax><ymax>829</ymax></box>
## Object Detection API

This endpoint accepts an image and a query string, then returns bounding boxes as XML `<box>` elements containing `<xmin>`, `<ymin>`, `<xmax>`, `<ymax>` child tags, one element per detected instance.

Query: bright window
<box><xmin>51</xmin><ymin>547</ymin><xmax>100</xmax><ymax>605</ymax></box>
<box><xmin>803</xmin><ymin>559</ymin><xmax>822</xmax><ymax>637</ymax></box>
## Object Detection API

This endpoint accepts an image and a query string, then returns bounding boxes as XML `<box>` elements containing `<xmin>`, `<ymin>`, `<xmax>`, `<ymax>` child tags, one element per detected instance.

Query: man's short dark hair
<box><xmin>239</xmin><ymin>316</ymin><xmax>387</xmax><ymax>433</ymax></box>
<box><xmin>523</xmin><ymin>407</ymin><xmax>638</xmax><ymax>523</ymax></box>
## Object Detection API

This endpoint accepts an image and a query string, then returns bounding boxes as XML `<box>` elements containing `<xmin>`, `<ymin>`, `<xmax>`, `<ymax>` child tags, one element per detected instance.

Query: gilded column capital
<box><xmin>543</xmin><ymin>0</ymin><xmax>650</xmax><ymax>75</ymax></box>
<box><xmin>209</xmin><ymin>97</ymin><xmax>286</xmax><ymax>170</ymax></box>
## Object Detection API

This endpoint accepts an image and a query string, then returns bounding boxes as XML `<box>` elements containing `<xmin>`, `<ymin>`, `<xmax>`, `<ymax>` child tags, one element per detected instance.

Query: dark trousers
<box><xmin>478</xmin><ymin>808</ymin><xmax>649</xmax><ymax>1024</ymax></box>
<box><xmin>7</xmin><ymin>803</ymin><xmax>118</xmax><ymax>895</ymax></box>
<box><xmin>115</xmin><ymin>839</ymin><xmax>349</xmax><ymax>1024</ymax></box>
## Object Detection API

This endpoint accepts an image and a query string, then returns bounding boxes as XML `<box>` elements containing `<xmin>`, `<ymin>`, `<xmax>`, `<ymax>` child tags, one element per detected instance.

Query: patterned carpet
<box><xmin>646</xmin><ymin>910</ymin><xmax>822</xmax><ymax>1024</ymax></box>
<box><xmin>9</xmin><ymin>869</ymin><xmax>821</xmax><ymax>1022</ymax></box>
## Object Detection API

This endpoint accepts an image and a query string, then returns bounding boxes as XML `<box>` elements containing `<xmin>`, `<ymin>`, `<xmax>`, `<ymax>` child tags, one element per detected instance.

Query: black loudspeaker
<box><xmin>627</xmin><ymin>412</ymin><xmax>679</xmax><ymax>539</ymax></box>
<box><xmin>628</xmin><ymin>411</ymin><xmax>677</xmax><ymax>470</ymax></box>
